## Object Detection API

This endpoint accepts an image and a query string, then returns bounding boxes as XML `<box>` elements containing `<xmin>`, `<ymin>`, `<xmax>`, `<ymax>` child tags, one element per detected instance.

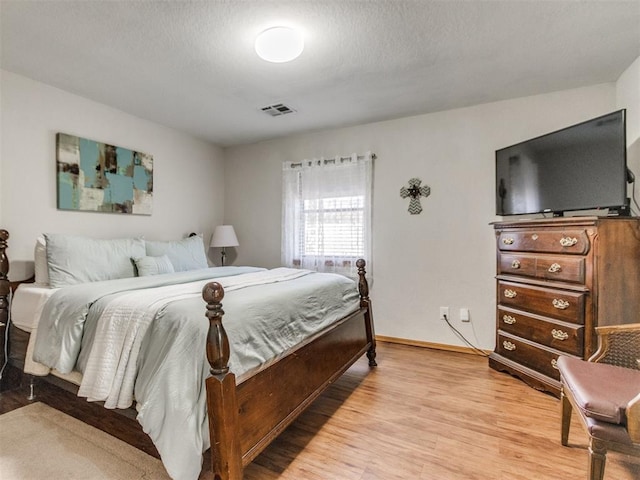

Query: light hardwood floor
<box><xmin>2</xmin><ymin>341</ymin><xmax>638</xmax><ymax>479</ymax></box>
<box><xmin>241</xmin><ymin>342</ymin><xmax>640</xmax><ymax>480</ymax></box>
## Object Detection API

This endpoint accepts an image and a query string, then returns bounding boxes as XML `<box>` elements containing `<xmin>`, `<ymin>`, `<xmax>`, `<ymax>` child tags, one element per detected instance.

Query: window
<box><xmin>282</xmin><ymin>152</ymin><xmax>373</xmax><ymax>279</ymax></box>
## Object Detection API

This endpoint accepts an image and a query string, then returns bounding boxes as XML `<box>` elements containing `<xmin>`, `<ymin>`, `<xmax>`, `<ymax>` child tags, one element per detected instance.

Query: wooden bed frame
<box><xmin>0</xmin><ymin>229</ymin><xmax>377</xmax><ymax>480</ymax></box>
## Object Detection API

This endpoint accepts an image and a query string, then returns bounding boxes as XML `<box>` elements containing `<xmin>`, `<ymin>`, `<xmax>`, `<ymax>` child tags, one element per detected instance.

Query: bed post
<box><xmin>202</xmin><ymin>281</ymin><xmax>243</xmax><ymax>480</ymax></box>
<box><xmin>0</xmin><ymin>230</ymin><xmax>9</xmax><ymax>339</ymax></box>
<box><xmin>356</xmin><ymin>259</ymin><xmax>377</xmax><ymax>367</ymax></box>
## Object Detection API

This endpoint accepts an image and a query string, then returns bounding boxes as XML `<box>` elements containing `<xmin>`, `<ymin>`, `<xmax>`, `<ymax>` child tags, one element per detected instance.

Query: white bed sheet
<box><xmin>11</xmin><ymin>283</ymin><xmax>58</xmax><ymax>332</ymax></box>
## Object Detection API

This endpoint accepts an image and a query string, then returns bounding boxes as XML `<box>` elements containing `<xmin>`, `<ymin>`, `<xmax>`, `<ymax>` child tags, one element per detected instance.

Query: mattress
<box><xmin>11</xmin><ymin>283</ymin><xmax>57</xmax><ymax>332</ymax></box>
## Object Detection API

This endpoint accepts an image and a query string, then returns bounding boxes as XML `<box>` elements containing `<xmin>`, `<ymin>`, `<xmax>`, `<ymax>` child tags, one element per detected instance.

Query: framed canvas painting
<box><xmin>56</xmin><ymin>133</ymin><xmax>153</xmax><ymax>215</ymax></box>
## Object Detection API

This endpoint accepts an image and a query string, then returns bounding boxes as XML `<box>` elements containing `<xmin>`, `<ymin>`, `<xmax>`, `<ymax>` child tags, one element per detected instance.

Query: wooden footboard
<box><xmin>202</xmin><ymin>260</ymin><xmax>377</xmax><ymax>480</ymax></box>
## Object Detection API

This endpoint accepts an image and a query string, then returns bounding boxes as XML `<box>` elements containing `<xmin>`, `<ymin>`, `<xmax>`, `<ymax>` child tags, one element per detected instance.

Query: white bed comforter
<box><xmin>33</xmin><ymin>267</ymin><xmax>360</xmax><ymax>480</ymax></box>
<box><xmin>78</xmin><ymin>268</ymin><xmax>312</xmax><ymax>409</ymax></box>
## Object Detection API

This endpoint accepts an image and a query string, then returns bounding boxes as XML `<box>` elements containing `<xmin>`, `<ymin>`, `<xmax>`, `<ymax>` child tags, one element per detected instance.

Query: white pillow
<box><xmin>145</xmin><ymin>236</ymin><xmax>208</xmax><ymax>272</ymax></box>
<box><xmin>34</xmin><ymin>236</ymin><xmax>49</xmax><ymax>285</ymax></box>
<box><xmin>133</xmin><ymin>255</ymin><xmax>175</xmax><ymax>276</ymax></box>
<box><xmin>44</xmin><ymin>234</ymin><xmax>146</xmax><ymax>287</ymax></box>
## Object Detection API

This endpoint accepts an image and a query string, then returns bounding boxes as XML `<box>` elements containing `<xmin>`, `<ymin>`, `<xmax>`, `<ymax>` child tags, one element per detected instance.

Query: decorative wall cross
<box><xmin>400</xmin><ymin>178</ymin><xmax>431</xmax><ymax>214</ymax></box>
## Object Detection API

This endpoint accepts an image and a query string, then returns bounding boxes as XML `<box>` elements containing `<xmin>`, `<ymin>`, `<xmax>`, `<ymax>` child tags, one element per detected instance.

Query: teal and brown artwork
<box><xmin>56</xmin><ymin>133</ymin><xmax>153</xmax><ymax>215</ymax></box>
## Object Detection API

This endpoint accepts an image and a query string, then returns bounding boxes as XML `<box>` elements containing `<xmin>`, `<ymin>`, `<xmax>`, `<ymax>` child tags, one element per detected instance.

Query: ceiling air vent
<box><xmin>261</xmin><ymin>103</ymin><xmax>296</xmax><ymax>117</ymax></box>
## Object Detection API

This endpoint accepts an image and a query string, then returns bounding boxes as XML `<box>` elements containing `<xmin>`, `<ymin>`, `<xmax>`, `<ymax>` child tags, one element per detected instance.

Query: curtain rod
<box><xmin>289</xmin><ymin>153</ymin><xmax>376</xmax><ymax>168</ymax></box>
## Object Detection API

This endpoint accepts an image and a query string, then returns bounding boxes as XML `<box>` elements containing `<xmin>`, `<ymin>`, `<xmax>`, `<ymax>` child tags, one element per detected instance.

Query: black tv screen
<box><xmin>495</xmin><ymin>110</ymin><xmax>627</xmax><ymax>216</ymax></box>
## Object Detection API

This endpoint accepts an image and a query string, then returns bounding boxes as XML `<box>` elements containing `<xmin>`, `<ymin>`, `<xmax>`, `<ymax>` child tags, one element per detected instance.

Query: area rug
<box><xmin>0</xmin><ymin>402</ymin><xmax>170</xmax><ymax>479</ymax></box>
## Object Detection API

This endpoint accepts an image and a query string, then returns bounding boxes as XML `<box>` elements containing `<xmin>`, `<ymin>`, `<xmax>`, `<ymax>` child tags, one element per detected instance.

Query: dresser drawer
<box><xmin>497</xmin><ymin>307</ymin><xmax>584</xmax><ymax>355</ymax></box>
<box><xmin>497</xmin><ymin>229</ymin><xmax>590</xmax><ymax>255</ymax></box>
<box><xmin>498</xmin><ymin>254</ymin><xmax>536</xmax><ymax>278</ymax></box>
<box><xmin>497</xmin><ymin>332</ymin><xmax>565</xmax><ymax>381</ymax></box>
<box><xmin>497</xmin><ymin>281</ymin><xmax>585</xmax><ymax>324</ymax></box>
<box><xmin>498</xmin><ymin>253</ymin><xmax>586</xmax><ymax>284</ymax></box>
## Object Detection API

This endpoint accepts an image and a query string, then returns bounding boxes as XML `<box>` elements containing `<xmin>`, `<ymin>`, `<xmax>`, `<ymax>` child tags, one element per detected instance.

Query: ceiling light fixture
<box><xmin>255</xmin><ymin>26</ymin><xmax>304</xmax><ymax>63</ymax></box>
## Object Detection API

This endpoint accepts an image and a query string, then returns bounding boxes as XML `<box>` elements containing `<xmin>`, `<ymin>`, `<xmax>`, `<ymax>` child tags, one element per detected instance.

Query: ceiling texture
<box><xmin>1</xmin><ymin>1</ymin><xmax>639</xmax><ymax>147</ymax></box>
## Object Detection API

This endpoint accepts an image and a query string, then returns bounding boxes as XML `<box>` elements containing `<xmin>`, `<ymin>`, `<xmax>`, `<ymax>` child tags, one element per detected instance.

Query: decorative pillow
<box><xmin>145</xmin><ymin>235</ymin><xmax>208</xmax><ymax>272</ymax></box>
<box><xmin>34</xmin><ymin>236</ymin><xmax>49</xmax><ymax>285</ymax></box>
<box><xmin>133</xmin><ymin>255</ymin><xmax>175</xmax><ymax>277</ymax></box>
<box><xmin>44</xmin><ymin>234</ymin><xmax>146</xmax><ymax>287</ymax></box>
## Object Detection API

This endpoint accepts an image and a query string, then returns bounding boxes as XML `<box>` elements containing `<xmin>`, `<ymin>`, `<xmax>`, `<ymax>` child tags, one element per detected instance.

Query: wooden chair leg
<box><xmin>587</xmin><ymin>439</ymin><xmax>607</xmax><ymax>480</ymax></box>
<box><xmin>561</xmin><ymin>390</ymin><xmax>572</xmax><ymax>446</ymax></box>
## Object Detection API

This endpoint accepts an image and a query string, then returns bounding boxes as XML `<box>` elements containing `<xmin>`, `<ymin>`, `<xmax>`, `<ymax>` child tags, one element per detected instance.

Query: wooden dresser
<box><xmin>489</xmin><ymin>216</ymin><xmax>640</xmax><ymax>397</ymax></box>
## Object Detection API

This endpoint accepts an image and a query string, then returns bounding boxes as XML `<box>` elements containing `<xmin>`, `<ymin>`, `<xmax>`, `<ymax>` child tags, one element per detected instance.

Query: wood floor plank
<box><xmin>2</xmin><ymin>341</ymin><xmax>639</xmax><ymax>479</ymax></box>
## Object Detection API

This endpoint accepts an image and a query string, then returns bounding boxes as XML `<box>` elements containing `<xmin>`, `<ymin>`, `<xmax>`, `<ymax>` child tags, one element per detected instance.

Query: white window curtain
<box><xmin>282</xmin><ymin>152</ymin><xmax>373</xmax><ymax>279</ymax></box>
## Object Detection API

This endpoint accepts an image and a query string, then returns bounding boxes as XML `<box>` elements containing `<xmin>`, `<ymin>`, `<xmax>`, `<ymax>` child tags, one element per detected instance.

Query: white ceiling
<box><xmin>1</xmin><ymin>1</ymin><xmax>639</xmax><ymax>147</ymax></box>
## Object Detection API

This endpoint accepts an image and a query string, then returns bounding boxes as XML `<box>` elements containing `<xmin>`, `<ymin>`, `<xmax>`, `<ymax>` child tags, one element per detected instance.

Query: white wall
<box><xmin>617</xmin><ymin>56</ymin><xmax>640</xmax><ymax>194</ymax></box>
<box><xmin>0</xmin><ymin>70</ymin><xmax>225</xmax><ymax>279</ymax></box>
<box><xmin>4</xmin><ymin>63</ymin><xmax>630</xmax><ymax>350</ymax></box>
<box><xmin>617</xmin><ymin>55</ymin><xmax>640</xmax><ymax>144</ymax></box>
<box><xmin>223</xmin><ymin>83</ymin><xmax>616</xmax><ymax>350</ymax></box>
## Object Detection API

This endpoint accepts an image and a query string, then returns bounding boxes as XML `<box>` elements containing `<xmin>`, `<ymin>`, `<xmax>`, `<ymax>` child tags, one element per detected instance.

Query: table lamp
<box><xmin>210</xmin><ymin>225</ymin><xmax>239</xmax><ymax>266</ymax></box>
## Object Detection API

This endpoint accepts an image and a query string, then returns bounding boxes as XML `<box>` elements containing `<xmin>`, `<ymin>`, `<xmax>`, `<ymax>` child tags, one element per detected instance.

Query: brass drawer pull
<box><xmin>503</xmin><ymin>341</ymin><xmax>516</xmax><ymax>351</ymax></box>
<box><xmin>552</xmin><ymin>298</ymin><xmax>570</xmax><ymax>310</ymax></box>
<box><xmin>551</xmin><ymin>358</ymin><xmax>559</xmax><ymax>370</ymax></box>
<box><xmin>502</xmin><ymin>315</ymin><xmax>517</xmax><ymax>325</ymax></box>
<box><xmin>504</xmin><ymin>289</ymin><xmax>517</xmax><ymax>298</ymax></box>
<box><xmin>531</xmin><ymin>234</ymin><xmax>538</xmax><ymax>240</ymax></box>
<box><xmin>502</xmin><ymin>237</ymin><xmax>514</xmax><ymax>245</ymax></box>
<box><xmin>548</xmin><ymin>263</ymin><xmax>562</xmax><ymax>273</ymax></box>
<box><xmin>559</xmin><ymin>237</ymin><xmax>578</xmax><ymax>247</ymax></box>
<box><xmin>511</xmin><ymin>260</ymin><xmax>521</xmax><ymax>269</ymax></box>
<box><xmin>551</xmin><ymin>329</ymin><xmax>569</xmax><ymax>341</ymax></box>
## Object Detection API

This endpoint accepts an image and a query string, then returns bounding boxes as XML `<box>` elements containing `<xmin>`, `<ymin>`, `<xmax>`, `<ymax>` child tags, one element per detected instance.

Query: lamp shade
<box><xmin>210</xmin><ymin>225</ymin><xmax>239</xmax><ymax>248</ymax></box>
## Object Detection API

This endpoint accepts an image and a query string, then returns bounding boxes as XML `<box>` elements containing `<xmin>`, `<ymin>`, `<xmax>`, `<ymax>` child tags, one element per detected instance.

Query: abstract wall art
<box><xmin>56</xmin><ymin>133</ymin><xmax>153</xmax><ymax>215</ymax></box>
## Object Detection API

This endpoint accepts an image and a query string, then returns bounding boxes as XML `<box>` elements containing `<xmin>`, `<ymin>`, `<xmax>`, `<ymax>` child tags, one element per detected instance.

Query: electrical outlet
<box><xmin>439</xmin><ymin>306</ymin><xmax>449</xmax><ymax>320</ymax></box>
<box><xmin>460</xmin><ymin>308</ymin><xmax>470</xmax><ymax>322</ymax></box>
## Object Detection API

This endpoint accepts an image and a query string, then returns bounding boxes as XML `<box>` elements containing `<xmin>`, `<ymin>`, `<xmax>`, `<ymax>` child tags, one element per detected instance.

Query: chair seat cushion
<box><xmin>557</xmin><ymin>356</ymin><xmax>640</xmax><ymax>425</ymax></box>
<box><xmin>585</xmin><ymin>414</ymin><xmax>634</xmax><ymax>444</ymax></box>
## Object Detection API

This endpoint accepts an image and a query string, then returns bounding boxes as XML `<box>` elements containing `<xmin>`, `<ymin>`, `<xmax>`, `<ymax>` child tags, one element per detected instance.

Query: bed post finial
<box><xmin>0</xmin><ymin>230</ymin><xmax>9</xmax><ymax>334</ymax></box>
<box><xmin>203</xmin><ymin>281</ymin><xmax>230</xmax><ymax>375</ymax></box>
<box><xmin>356</xmin><ymin>259</ymin><xmax>369</xmax><ymax>301</ymax></box>
<box><xmin>356</xmin><ymin>259</ymin><xmax>377</xmax><ymax>367</ymax></box>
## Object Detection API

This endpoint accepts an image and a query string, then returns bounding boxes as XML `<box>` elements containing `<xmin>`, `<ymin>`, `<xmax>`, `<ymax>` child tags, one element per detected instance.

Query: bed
<box><xmin>0</xmin><ymin>229</ymin><xmax>377</xmax><ymax>480</ymax></box>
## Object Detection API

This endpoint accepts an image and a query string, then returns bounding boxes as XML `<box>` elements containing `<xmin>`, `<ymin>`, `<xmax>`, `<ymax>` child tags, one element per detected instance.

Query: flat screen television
<box><xmin>495</xmin><ymin>110</ymin><xmax>628</xmax><ymax>217</ymax></box>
